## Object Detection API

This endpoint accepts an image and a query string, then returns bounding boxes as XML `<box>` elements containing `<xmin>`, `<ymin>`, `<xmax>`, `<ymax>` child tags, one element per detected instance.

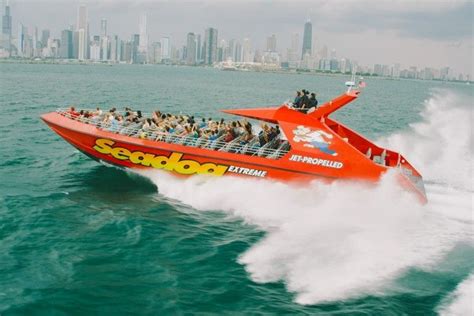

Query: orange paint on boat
<box><xmin>41</xmin><ymin>90</ymin><xmax>427</xmax><ymax>204</ymax></box>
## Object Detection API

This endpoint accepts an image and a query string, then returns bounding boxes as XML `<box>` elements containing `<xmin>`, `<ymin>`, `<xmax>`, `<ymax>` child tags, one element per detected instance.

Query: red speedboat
<box><xmin>41</xmin><ymin>86</ymin><xmax>427</xmax><ymax>203</ymax></box>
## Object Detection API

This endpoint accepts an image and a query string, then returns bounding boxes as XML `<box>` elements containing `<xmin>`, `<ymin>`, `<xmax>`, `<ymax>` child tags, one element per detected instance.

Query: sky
<box><xmin>5</xmin><ymin>0</ymin><xmax>474</xmax><ymax>76</ymax></box>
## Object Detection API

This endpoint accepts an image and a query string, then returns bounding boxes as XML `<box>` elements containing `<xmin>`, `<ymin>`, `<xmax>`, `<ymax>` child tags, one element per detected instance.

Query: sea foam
<box><xmin>438</xmin><ymin>273</ymin><xmax>474</xmax><ymax>316</ymax></box>
<box><xmin>140</xmin><ymin>89</ymin><xmax>473</xmax><ymax>305</ymax></box>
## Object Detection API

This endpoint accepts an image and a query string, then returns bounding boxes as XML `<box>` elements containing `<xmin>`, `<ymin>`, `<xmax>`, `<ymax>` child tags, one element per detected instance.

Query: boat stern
<box><xmin>396</xmin><ymin>155</ymin><xmax>427</xmax><ymax>204</ymax></box>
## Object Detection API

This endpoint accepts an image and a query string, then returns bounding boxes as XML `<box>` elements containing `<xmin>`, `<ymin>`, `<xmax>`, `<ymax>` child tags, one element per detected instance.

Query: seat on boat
<box><xmin>267</xmin><ymin>141</ymin><xmax>290</xmax><ymax>159</ymax></box>
<box><xmin>209</xmin><ymin>134</ymin><xmax>226</xmax><ymax>150</ymax></box>
<box><xmin>256</xmin><ymin>137</ymin><xmax>280</xmax><ymax>157</ymax></box>
<box><xmin>219</xmin><ymin>135</ymin><xmax>244</xmax><ymax>152</ymax></box>
<box><xmin>240</xmin><ymin>138</ymin><xmax>259</xmax><ymax>155</ymax></box>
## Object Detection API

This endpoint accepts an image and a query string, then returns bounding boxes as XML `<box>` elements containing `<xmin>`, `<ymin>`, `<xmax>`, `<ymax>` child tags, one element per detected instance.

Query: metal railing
<box><xmin>57</xmin><ymin>108</ymin><xmax>290</xmax><ymax>159</ymax></box>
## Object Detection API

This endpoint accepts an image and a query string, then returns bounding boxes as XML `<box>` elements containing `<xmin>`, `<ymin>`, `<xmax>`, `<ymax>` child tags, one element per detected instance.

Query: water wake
<box><xmin>140</xmin><ymin>89</ymin><xmax>473</xmax><ymax>305</ymax></box>
<box><xmin>438</xmin><ymin>273</ymin><xmax>474</xmax><ymax>316</ymax></box>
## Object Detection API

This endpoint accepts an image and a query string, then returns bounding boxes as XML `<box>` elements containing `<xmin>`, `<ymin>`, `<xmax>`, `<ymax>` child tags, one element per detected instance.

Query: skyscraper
<box><xmin>228</xmin><ymin>39</ymin><xmax>235</xmax><ymax>61</ymax></box>
<box><xmin>110</xmin><ymin>35</ymin><xmax>120</xmax><ymax>62</ymax></box>
<box><xmin>131</xmin><ymin>34</ymin><xmax>139</xmax><ymax>63</ymax></box>
<box><xmin>266</xmin><ymin>34</ymin><xmax>277</xmax><ymax>52</ymax></box>
<box><xmin>100</xmin><ymin>18</ymin><xmax>107</xmax><ymax>37</ymax></box>
<box><xmin>60</xmin><ymin>29</ymin><xmax>73</xmax><ymax>58</ymax></box>
<box><xmin>160</xmin><ymin>37</ymin><xmax>170</xmax><ymax>60</ymax></box>
<box><xmin>287</xmin><ymin>33</ymin><xmax>300</xmax><ymax>67</ymax></box>
<box><xmin>196</xmin><ymin>34</ymin><xmax>201</xmax><ymax>63</ymax></box>
<box><xmin>138</xmin><ymin>13</ymin><xmax>148</xmax><ymax>58</ymax></box>
<box><xmin>32</xmin><ymin>27</ymin><xmax>38</xmax><ymax>53</ymax></box>
<box><xmin>41</xmin><ymin>29</ymin><xmax>50</xmax><ymax>48</ymax></box>
<box><xmin>2</xmin><ymin>2</ymin><xmax>12</xmax><ymax>54</ymax></box>
<box><xmin>186</xmin><ymin>32</ymin><xmax>196</xmax><ymax>65</ymax></box>
<box><xmin>17</xmin><ymin>23</ymin><xmax>25</xmax><ymax>56</ymax></box>
<box><xmin>100</xmin><ymin>18</ymin><xmax>108</xmax><ymax>61</ymax></box>
<box><xmin>150</xmin><ymin>42</ymin><xmax>161</xmax><ymax>64</ymax></box>
<box><xmin>242</xmin><ymin>38</ymin><xmax>252</xmax><ymax>62</ymax></box>
<box><xmin>234</xmin><ymin>41</ymin><xmax>242</xmax><ymax>62</ymax></box>
<box><xmin>301</xmin><ymin>20</ymin><xmax>312</xmax><ymax>59</ymax></box>
<box><xmin>204</xmin><ymin>27</ymin><xmax>218</xmax><ymax>65</ymax></box>
<box><xmin>76</xmin><ymin>5</ymin><xmax>89</xmax><ymax>60</ymax></box>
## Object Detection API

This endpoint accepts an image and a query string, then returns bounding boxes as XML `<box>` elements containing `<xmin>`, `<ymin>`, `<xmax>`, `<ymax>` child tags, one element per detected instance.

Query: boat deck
<box><xmin>56</xmin><ymin>109</ymin><xmax>291</xmax><ymax>159</ymax></box>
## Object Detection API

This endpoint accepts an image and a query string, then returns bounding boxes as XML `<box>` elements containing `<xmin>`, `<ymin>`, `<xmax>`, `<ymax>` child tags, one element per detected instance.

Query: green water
<box><xmin>0</xmin><ymin>64</ymin><xmax>473</xmax><ymax>315</ymax></box>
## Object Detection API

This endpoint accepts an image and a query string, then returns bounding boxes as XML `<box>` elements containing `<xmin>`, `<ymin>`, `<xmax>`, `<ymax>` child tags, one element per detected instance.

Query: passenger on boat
<box><xmin>199</xmin><ymin>118</ymin><xmax>207</xmax><ymax>129</ymax></box>
<box><xmin>207</xmin><ymin>118</ymin><xmax>213</xmax><ymax>128</ymax></box>
<box><xmin>209</xmin><ymin>130</ymin><xmax>218</xmax><ymax>142</ymax></box>
<box><xmin>137</xmin><ymin>110</ymin><xmax>144</xmax><ymax>122</ymax></box>
<box><xmin>93</xmin><ymin>107</ymin><xmax>103</xmax><ymax>116</ymax></box>
<box><xmin>224</xmin><ymin>126</ymin><xmax>235</xmax><ymax>142</ymax></box>
<box><xmin>309</xmin><ymin>93</ymin><xmax>318</xmax><ymax>110</ymax></box>
<box><xmin>299</xmin><ymin>90</ymin><xmax>310</xmax><ymax>111</ymax></box>
<box><xmin>218</xmin><ymin>118</ymin><xmax>225</xmax><ymax>129</ymax></box>
<box><xmin>293</xmin><ymin>91</ymin><xmax>302</xmax><ymax>108</ymax></box>
<box><xmin>258</xmin><ymin>124</ymin><xmax>270</xmax><ymax>146</ymax></box>
<box><xmin>241</xmin><ymin>123</ymin><xmax>254</xmax><ymax>145</ymax></box>
<box><xmin>152</xmin><ymin>111</ymin><xmax>161</xmax><ymax>121</ymax></box>
<box><xmin>67</xmin><ymin>106</ymin><xmax>79</xmax><ymax>117</ymax></box>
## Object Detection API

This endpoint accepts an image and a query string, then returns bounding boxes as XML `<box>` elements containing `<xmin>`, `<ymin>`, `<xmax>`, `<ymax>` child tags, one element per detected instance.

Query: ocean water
<box><xmin>0</xmin><ymin>63</ymin><xmax>472</xmax><ymax>315</ymax></box>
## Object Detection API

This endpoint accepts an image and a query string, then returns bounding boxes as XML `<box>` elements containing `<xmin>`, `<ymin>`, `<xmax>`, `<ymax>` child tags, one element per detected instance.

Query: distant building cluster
<box><xmin>0</xmin><ymin>4</ymin><xmax>470</xmax><ymax>82</ymax></box>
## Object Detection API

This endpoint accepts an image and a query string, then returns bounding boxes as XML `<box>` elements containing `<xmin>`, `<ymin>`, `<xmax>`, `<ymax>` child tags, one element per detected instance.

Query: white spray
<box><xmin>138</xmin><ymin>89</ymin><xmax>473</xmax><ymax>305</ymax></box>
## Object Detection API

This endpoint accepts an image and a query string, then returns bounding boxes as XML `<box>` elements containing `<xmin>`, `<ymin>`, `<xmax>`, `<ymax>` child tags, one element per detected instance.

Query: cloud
<box><xmin>320</xmin><ymin>0</ymin><xmax>473</xmax><ymax>41</ymax></box>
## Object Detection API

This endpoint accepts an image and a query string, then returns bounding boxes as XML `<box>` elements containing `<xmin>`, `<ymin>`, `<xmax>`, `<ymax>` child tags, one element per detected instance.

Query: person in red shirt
<box><xmin>67</xmin><ymin>106</ymin><xmax>79</xmax><ymax>118</ymax></box>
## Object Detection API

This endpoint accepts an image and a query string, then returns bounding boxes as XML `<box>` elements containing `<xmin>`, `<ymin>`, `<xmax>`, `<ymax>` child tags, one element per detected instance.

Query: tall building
<box><xmin>41</xmin><ymin>29</ymin><xmax>50</xmax><ymax>48</ymax></box>
<box><xmin>138</xmin><ymin>13</ymin><xmax>148</xmax><ymax>58</ymax></box>
<box><xmin>301</xmin><ymin>20</ymin><xmax>312</xmax><ymax>59</ymax></box>
<box><xmin>291</xmin><ymin>33</ymin><xmax>299</xmax><ymax>55</ymax></box>
<box><xmin>17</xmin><ymin>23</ymin><xmax>25</xmax><ymax>56</ymax></box>
<box><xmin>131</xmin><ymin>34</ymin><xmax>139</xmax><ymax>63</ymax></box>
<box><xmin>150</xmin><ymin>42</ymin><xmax>161</xmax><ymax>64</ymax></box>
<box><xmin>217</xmin><ymin>39</ymin><xmax>226</xmax><ymax>62</ymax></box>
<box><xmin>204</xmin><ymin>27</ymin><xmax>218</xmax><ymax>65</ymax></box>
<box><xmin>100</xmin><ymin>18</ymin><xmax>109</xmax><ymax>61</ymax></box>
<box><xmin>32</xmin><ymin>27</ymin><xmax>39</xmax><ymax>55</ymax></box>
<box><xmin>121</xmin><ymin>40</ymin><xmax>132</xmax><ymax>62</ymax></box>
<box><xmin>90</xmin><ymin>39</ymin><xmax>100</xmax><ymax>61</ymax></box>
<box><xmin>196</xmin><ymin>34</ymin><xmax>201</xmax><ymax>62</ymax></box>
<box><xmin>76</xmin><ymin>5</ymin><xmax>89</xmax><ymax>60</ymax></box>
<box><xmin>287</xmin><ymin>33</ymin><xmax>300</xmax><ymax>67</ymax></box>
<box><xmin>101</xmin><ymin>37</ymin><xmax>109</xmax><ymax>61</ymax></box>
<box><xmin>160</xmin><ymin>36</ymin><xmax>170</xmax><ymax>60</ymax></box>
<box><xmin>2</xmin><ymin>2</ymin><xmax>12</xmax><ymax>54</ymax></box>
<box><xmin>320</xmin><ymin>45</ymin><xmax>328</xmax><ymax>59</ymax></box>
<box><xmin>186</xmin><ymin>32</ymin><xmax>196</xmax><ymax>65</ymax></box>
<box><xmin>228</xmin><ymin>39</ymin><xmax>235</xmax><ymax>61</ymax></box>
<box><xmin>266</xmin><ymin>34</ymin><xmax>277</xmax><ymax>52</ymax></box>
<box><xmin>110</xmin><ymin>35</ymin><xmax>120</xmax><ymax>62</ymax></box>
<box><xmin>234</xmin><ymin>41</ymin><xmax>242</xmax><ymax>62</ymax></box>
<box><xmin>60</xmin><ymin>29</ymin><xmax>73</xmax><ymax>58</ymax></box>
<box><xmin>242</xmin><ymin>38</ymin><xmax>252</xmax><ymax>62</ymax></box>
<box><xmin>100</xmin><ymin>18</ymin><xmax>107</xmax><ymax>37</ymax></box>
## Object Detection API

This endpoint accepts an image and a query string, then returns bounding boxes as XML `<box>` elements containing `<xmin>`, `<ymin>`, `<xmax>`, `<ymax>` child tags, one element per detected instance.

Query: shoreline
<box><xmin>0</xmin><ymin>58</ymin><xmax>471</xmax><ymax>85</ymax></box>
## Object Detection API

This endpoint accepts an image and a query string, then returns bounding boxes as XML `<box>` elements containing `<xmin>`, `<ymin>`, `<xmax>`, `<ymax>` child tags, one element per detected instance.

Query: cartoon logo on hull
<box><xmin>292</xmin><ymin>126</ymin><xmax>338</xmax><ymax>156</ymax></box>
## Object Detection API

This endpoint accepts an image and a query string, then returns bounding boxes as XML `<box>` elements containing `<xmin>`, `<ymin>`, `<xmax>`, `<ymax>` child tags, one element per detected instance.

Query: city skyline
<box><xmin>1</xmin><ymin>0</ymin><xmax>472</xmax><ymax>79</ymax></box>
